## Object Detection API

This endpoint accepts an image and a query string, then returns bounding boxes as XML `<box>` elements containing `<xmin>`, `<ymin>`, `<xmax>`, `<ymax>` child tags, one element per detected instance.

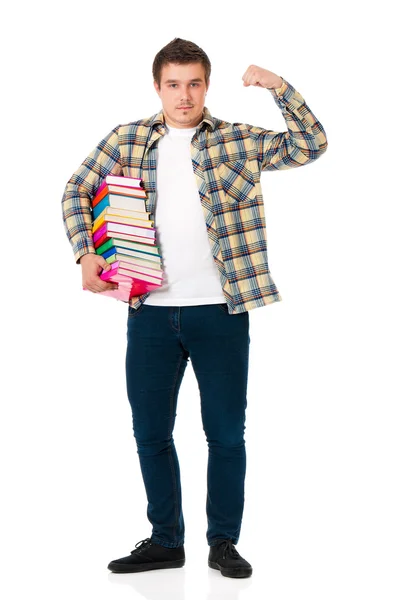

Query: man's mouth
<box><xmin>178</xmin><ymin>106</ymin><xmax>193</xmax><ymax>109</ymax></box>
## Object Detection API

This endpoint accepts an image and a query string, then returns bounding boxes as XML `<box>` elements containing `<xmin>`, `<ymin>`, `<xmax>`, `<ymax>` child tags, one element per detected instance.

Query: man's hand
<box><xmin>80</xmin><ymin>253</ymin><xmax>118</xmax><ymax>293</ymax></box>
<box><xmin>242</xmin><ymin>65</ymin><xmax>283</xmax><ymax>90</ymax></box>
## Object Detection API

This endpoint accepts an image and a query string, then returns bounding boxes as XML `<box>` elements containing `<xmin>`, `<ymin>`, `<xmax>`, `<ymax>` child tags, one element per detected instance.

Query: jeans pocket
<box><xmin>216</xmin><ymin>303</ymin><xmax>229</xmax><ymax>314</ymax></box>
<box><xmin>128</xmin><ymin>303</ymin><xmax>145</xmax><ymax>318</ymax></box>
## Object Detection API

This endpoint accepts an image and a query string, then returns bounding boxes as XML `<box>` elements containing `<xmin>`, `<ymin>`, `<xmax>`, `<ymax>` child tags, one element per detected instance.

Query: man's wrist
<box><xmin>267</xmin><ymin>76</ymin><xmax>284</xmax><ymax>90</ymax></box>
<box><xmin>76</xmin><ymin>248</ymin><xmax>96</xmax><ymax>265</ymax></box>
<box><xmin>79</xmin><ymin>252</ymin><xmax>97</xmax><ymax>263</ymax></box>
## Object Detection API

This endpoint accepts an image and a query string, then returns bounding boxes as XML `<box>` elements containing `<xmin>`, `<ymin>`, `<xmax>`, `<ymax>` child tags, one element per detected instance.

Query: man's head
<box><xmin>152</xmin><ymin>38</ymin><xmax>211</xmax><ymax>129</ymax></box>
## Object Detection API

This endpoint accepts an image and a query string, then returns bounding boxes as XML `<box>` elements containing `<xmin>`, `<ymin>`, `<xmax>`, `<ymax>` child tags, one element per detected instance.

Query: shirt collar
<box><xmin>148</xmin><ymin>105</ymin><xmax>216</xmax><ymax>132</ymax></box>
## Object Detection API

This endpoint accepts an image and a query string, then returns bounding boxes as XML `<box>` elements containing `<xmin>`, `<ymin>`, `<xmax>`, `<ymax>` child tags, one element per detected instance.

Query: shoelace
<box><xmin>130</xmin><ymin>537</ymin><xmax>153</xmax><ymax>554</ymax></box>
<box><xmin>218</xmin><ymin>539</ymin><xmax>240</xmax><ymax>560</ymax></box>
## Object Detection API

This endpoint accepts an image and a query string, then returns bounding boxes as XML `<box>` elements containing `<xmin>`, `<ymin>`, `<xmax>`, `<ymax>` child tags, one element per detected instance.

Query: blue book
<box><xmin>102</xmin><ymin>247</ymin><xmax>117</xmax><ymax>260</ymax></box>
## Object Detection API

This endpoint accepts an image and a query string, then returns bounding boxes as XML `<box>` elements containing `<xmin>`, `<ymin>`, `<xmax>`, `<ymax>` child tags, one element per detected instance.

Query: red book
<box><xmin>93</xmin><ymin>224</ymin><xmax>156</xmax><ymax>249</ymax></box>
<box><xmin>92</xmin><ymin>184</ymin><xmax>146</xmax><ymax>207</ymax></box>
<box><xmin>96</xmin><ymin>174</ymin><xmax>143</xmax><ymax>194</ymax></box>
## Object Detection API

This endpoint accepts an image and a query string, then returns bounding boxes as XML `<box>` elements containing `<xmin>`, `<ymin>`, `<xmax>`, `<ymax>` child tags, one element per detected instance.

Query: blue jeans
<box><xmin>125</xmin><ymin>302</ymin><xmax>250</xmax><ymax>548</ymax></box>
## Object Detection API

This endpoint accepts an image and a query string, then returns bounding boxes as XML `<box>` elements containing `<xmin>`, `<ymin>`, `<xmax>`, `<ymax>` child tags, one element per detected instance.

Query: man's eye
<box><xmin>169</xmin><ymin>83</ymin><xmax>198</xmax><ymax>88</ymax></box>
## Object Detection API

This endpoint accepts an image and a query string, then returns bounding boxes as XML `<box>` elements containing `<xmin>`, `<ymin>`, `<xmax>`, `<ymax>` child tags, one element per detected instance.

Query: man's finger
<box><xmin>84</xmin><ymin>278</ymin><xmax>118</xmax><ymax>293</ymax></box>
<box><xmin>242</xmin><ymin>66</ymin><xmax>252</xmax><ymax>83</ymax></box>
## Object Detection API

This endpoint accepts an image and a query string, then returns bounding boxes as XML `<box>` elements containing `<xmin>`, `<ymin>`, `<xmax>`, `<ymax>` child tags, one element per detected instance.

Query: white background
<box><xmin>1</xmin><ymin>1</ymin><xmax>397</xmax><ymax>599</ymax></box>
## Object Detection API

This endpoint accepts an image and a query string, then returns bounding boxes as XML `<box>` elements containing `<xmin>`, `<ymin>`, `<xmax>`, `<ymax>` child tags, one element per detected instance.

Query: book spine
<box><xmin>92</xmin><ymin>194</ymin><xmax>146</xmax><ymax>220</ymax></box>
<box><xmin>106</xmin><ymin>174</ymin><xmax>144</xmax><ymax>188</ymax></box>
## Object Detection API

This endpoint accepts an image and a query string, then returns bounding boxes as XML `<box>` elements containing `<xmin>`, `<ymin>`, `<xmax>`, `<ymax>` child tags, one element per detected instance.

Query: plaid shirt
<box><xmin>62</xmin><ymin>77</ymin><xmax>328</xmax><ymax>314</ymax></box>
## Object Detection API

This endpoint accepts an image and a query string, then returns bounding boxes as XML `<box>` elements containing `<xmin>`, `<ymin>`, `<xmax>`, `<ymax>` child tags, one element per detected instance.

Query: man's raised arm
<box><xmin>242</xmin><ymin>65</ymin><xmax>328</xmax><ymax>171</ymax></box>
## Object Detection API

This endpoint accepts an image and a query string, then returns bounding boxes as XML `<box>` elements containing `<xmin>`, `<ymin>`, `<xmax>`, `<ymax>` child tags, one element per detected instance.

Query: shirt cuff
<box><xmin>73</xmin><ymin>237</ymin><xmax>96</xmax><ymax>264</ymax></box>
<box><xmin>272</xmin><ymin>77</ymin><xmax>288</xmax><ymax>96</ymax></box>
<box><xmin>268</xmin><ymin>76</ymin><xmax>297</xmax><ymax>108</ymax></box>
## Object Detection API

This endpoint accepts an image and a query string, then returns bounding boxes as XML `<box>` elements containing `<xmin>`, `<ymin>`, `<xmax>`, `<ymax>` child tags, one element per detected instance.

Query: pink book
<box><xmin>82</xmin><ymin>261</ymin><xmax>161</xmax><ymax>301</ymax></box>
<box><xmin>116</xmin><ymin>261</ymin><xmax>163</xmax><ymax>282</ymax></box>
<box><xmin>99</xmin><ymin>262</ymin><xmax>133</xmax><ymax>283</ymax></box>
<box><xmin>102</xmin><ymin>262</ymin><xmax>161</xmax><ymax>293</ymax></box>
<box><xmin>97</xmin><ymin>282</ymin><xmax>133</xmax><ymax>302</ymax></box>
<box><xmin>92</xmin><ymin>221</ymin><xmax>155</xmax><ymax>243</ymax></box>
<box><xmin>82</xmin><ymin>280</ymin><xmax>133</xmax><ymax>302</ymax></box>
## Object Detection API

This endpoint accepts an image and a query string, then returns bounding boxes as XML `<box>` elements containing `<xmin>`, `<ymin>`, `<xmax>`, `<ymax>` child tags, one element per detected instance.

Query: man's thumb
<box><xmin>101</xmin><ymin>259</ymin><xmax>111</xmax><ymax>271</ymax></box>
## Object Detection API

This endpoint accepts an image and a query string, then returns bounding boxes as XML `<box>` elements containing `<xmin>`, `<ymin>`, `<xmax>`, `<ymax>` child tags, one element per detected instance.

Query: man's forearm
<box><xmin>246</xmin><ymin>74</ymin><xmax>328</xmax><ymax>171</ymax></box>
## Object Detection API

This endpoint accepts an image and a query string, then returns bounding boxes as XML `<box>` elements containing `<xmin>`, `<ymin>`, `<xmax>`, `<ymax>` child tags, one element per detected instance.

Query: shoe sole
<box><xmin>108</xmin><ymin>558</ymin><xmax>185</xmax><ymax>573</ymax></box>
<box><xmin>208</xmin><ymin>560</ymin><xmax>252</xmax><ymax>578</ymax></box>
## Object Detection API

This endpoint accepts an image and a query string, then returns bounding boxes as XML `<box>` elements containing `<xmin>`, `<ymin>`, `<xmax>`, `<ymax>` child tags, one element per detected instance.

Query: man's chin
<box><xmin>174</xmin><ymin>116</ymin><xmax>195</xmax><ymax>125</ymax></box>
<box><xmin>175</xmin><ymin>112</ymin><xmax>194</xmax><ymax>119</ymax></box>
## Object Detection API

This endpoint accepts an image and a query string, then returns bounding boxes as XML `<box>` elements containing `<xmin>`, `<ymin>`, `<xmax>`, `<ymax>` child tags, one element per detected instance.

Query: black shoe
<box><xmin>108</xmin><ymin>537</ymin><xmax>185</xmax><ymax>573</ymax></box>
<box><xmin>208</xmin><ymin>539</ymin><xmax>252</xmax><ymax>578</ymax></box>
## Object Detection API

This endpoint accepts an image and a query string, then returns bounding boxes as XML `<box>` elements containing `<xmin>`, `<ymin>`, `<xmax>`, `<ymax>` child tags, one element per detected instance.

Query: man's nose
<box><xmin>180</xmin><ymin>86</ymin><xmax>192</xmax><ymax>98</ymax></box>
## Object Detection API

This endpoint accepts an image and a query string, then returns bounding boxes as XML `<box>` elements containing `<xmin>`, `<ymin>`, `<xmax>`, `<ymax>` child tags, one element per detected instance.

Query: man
<box><xmin>62</xmin><ymin>38</ymin><xmax>327</xmax><ymax>579</ymax></box>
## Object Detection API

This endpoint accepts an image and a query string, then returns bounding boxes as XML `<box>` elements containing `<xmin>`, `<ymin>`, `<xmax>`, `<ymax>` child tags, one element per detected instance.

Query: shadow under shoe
<box><xmin>108</xmin><ymin>537</ymin><xmax>185</xmax><ymax>573</ymax></box>
<box><xmin>208</xmin><ymin>539</ymin><xmax>252</xmax><ymax>578</ymax></box>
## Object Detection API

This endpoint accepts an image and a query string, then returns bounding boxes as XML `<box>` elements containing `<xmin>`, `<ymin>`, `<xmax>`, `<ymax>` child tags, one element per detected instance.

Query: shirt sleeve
<box><xmin>61</xmin><ymin>125</ymin><xmax>123</xmax><ymax>264</ymax></box>
<box><xmin>248</xmin><ymin>77</ymin><xmax>328</xmax><ymax>172</ymax></box>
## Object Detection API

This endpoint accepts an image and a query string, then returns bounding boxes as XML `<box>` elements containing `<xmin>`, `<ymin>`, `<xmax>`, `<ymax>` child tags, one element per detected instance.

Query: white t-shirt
<box><xmin>144</xmin><ymin>124</ymin><xmax>225</xmax><ymax>306</ymax></box>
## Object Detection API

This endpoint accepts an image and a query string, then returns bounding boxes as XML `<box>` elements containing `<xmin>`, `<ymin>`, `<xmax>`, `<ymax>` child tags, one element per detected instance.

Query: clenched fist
<box><xmin>80</xmin><ymin>253</ymin><xmax>118</xmax><ymax>293</ymax></box>
<box><xmin>242</xmin><ymin>65</ymin><xmax>283</xmax><ymax>90</ymax></box>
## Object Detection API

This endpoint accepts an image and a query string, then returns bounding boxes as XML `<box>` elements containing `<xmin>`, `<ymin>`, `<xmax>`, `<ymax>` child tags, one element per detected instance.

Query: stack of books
<box><xmin>83</xmin><ymin>174</ymin><xmax>163</xmax><ymax>302</ymax></box>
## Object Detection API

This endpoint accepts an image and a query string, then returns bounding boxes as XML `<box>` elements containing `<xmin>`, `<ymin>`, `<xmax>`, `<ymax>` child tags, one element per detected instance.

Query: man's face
<box><xmin>153</xmin><ymin>62</ymin><xmax>209</xmax><ymax>129</ymax></box>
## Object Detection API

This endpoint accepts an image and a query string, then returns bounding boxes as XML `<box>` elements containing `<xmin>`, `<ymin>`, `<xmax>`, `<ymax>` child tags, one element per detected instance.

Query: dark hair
<box><xmin>152</xmin><ymin>37</ymin><xmax>211</xmax><ymax>89</ymax></box>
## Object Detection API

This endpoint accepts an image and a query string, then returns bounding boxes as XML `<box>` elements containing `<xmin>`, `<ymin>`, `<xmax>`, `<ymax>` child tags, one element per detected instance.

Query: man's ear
<box><xmin>153</xmin><ymin>80</ymin><xmax>160</xmax><ymax>96</ymax></box>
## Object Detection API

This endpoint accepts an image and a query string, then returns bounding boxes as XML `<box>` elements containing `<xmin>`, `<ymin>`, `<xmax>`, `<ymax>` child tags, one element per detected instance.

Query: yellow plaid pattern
<box><xmin>62</xmin><ymin>77</ymin><xmax>328</xmax><ymax>314</ymax></box>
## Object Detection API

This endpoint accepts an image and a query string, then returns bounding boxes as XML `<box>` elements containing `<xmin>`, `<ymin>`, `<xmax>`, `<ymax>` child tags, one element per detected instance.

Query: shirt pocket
<box><xmin>217</xmin><ymin>159</ymin><xmax>257</xmax><ymax>204</ymax></box>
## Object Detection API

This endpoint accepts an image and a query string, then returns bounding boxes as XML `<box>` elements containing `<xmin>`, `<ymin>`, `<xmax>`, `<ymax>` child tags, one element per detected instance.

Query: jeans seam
<box><xmin>167</xmin><ymin>352</ymin><xmax>184</xmax><ymax>540</ymax></box>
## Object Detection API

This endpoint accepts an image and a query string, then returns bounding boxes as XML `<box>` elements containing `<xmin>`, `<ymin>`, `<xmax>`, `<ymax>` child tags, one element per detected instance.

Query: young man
<box><xmin>62</xmin><ymin>38</ymin><xmax>327</xmax><ymax>578</ymax></box>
